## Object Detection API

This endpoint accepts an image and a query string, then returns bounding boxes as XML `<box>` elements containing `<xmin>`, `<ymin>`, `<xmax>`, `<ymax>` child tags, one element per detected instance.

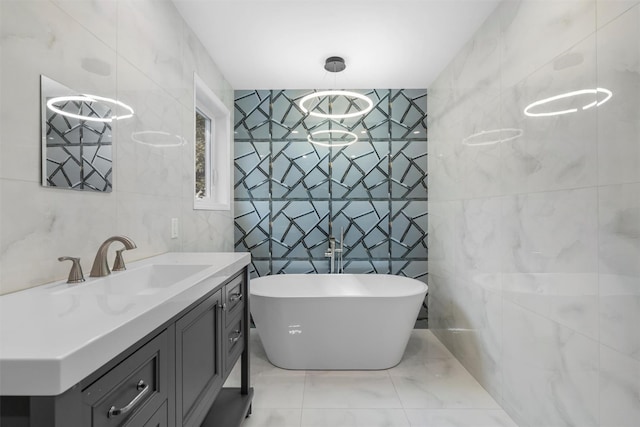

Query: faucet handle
<box><xmin>112</xmin><ymin>249</ymin><xmax>127</xmax><ymax>271</ymax></box>
<box><xmin>58</xmin><ymin>256</ymin><xmax>85</xmax><ymax>284</ymax></box>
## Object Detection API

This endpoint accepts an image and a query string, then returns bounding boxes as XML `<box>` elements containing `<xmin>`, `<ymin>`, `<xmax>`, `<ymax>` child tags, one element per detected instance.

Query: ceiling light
<box><xmin>299</xmin><ymin>57</ymin><xmax>373</xmax><ymax>120</ymax></box>
<box><xmin>307</xmin><ymin>130</ymin><xmax>358</xmax><ymax>148</ymax></box>
<box><xmin>524</xmin><ymin>88</ymin><xmax>612</xmax><ymax>117</ymax></box>
<box><xmin>47</xmin><ymin>94</ymin><xmax>134</xmax><ymax>122</ymax></box>
<box><xmin>299</xmin><ymin>90</ymin><xmax>373</xmax><ymax>120</ymax></box>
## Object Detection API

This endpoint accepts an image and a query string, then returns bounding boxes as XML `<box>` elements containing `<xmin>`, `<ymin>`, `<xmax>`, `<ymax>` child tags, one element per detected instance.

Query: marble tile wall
<box><xmin>428</xmin><ymin>0</ymin><xmax>640</xmax><ymax>426</ymax></box>
<box><xmin>0</xmin><ymin>0</ymin><xmax>234</xmax><ymax>295</ymax></box>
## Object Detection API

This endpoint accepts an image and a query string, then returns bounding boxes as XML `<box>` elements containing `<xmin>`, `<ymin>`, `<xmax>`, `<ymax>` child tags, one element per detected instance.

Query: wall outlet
<box><xmin>171</xmin><ymin>218</ymin><xmax>179</xmax><ymax>239</ymax></box>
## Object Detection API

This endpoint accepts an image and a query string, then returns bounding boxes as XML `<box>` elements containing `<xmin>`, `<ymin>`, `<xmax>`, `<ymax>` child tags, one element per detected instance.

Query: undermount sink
<box><xmin>51</xmin><ymin>264</ymin><xmax>211</xmax><ymax>296</ymax></box>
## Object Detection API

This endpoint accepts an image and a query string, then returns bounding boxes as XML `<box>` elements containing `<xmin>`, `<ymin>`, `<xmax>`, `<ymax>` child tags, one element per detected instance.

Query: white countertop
<box><xmin>0</xmin><ymin>252</ymin><xmax>250</xmax><ymax>396</ymax></box>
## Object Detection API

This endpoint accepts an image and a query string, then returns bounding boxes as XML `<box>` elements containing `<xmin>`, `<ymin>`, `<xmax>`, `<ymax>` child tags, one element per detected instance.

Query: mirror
<box><xmin>40</xmin><ymin>75</ymin><xmax>132</xmax><ymax>192</ymax></box>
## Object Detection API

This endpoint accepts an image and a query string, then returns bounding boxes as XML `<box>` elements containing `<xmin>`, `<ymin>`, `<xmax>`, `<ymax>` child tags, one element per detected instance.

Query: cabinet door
<box><xmin>175</xmin><ymin>290</ymin><xmax>222</xmax><ymax>427</ymax></box>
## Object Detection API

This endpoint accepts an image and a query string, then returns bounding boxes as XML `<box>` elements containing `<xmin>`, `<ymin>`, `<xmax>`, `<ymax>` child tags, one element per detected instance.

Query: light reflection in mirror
<box><xmin>462</xmin><ymin>128</ymin><xmax>523</xmax><ymax>146</ymax></box>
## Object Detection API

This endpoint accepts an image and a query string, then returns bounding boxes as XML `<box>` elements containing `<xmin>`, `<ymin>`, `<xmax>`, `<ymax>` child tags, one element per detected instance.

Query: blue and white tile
<box><xmin>390</xmin><ymin>140</ymin><xmax>427</xmax><ymax>200</ymax></box>
<box><xmin>301</xmin><ymin>409</ymin><xmax>409</xmax><ymax>427</ymax></box>
<box><xmin>234</xmin><ymin>141</ymin><xmax>271</xmax><ymax>200</ymax></box>
<box><xmin>404</xmin><ymin>409</ymin><xmax>518</xmax><ymax>427</ymax></box>
<box><xmin>599</xmin><ymin>344</ymin><xmax>640</xmax><ymax>426</ymax></box>
<box><xmin>597</xmin><ymin>5</ymin><xmax>640</xmax><ymax>185</ymax></box>
<box><xmin>303</xmin><ymin>371</ymin><xmax>402</xmax><ymax>409</ymax></box>
<box><xmin>234</xmin><ymin>200</ymin><xmax>270</xmax><ymax>258</ymax></box>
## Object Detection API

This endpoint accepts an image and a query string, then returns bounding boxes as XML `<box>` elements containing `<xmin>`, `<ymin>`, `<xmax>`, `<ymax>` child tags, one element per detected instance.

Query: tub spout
<box><xmin>325</xmin><ymin>237</ymin><xmax>336</xmax><ymax>273</ymax></box>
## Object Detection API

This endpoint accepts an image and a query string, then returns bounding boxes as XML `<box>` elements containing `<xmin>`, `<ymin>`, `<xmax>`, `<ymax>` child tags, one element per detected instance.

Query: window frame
<box><xmin>193</xmin><ymin>73</ymin><xmax>231</xmax><ymax>211</ymax></box>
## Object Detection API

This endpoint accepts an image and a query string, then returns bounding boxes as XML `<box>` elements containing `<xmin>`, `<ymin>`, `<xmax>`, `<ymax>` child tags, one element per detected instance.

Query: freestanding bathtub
<box><xmin>250</xmin><ymin>274</ymin><xmax>428</xmax><ymax>370</ymax></box>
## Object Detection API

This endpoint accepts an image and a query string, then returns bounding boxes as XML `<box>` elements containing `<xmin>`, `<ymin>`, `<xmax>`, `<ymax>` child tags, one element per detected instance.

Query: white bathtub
<box><xmin>250</xmin><ymin>274</ymin><xmax>428</xmax><ymax>370</ymax></box>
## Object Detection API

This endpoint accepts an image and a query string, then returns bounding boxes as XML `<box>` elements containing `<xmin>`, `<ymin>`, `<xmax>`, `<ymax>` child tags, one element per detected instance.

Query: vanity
<box><xmin>0</xmin><ymin>252</ymin><xmax>253</xmax><ymax>427</ymax></box>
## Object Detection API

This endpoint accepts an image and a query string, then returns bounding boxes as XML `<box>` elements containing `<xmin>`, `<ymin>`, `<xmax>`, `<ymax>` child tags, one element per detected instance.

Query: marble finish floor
<box><xmin>226</xmin><ymin>330</ymin><xmax>518</xmax><ymax>427</ymax></box>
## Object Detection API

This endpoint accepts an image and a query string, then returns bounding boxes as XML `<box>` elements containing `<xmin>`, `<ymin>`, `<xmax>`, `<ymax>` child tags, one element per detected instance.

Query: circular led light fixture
<box><xmin>462</xmin><ymin>128</ymin><xmax>524</xmax><ymax>146</ymax></box>
<box><xmin>524</xmin><ymin>88</ymin><xmax>612</xmax><ymax>117</ymax></box>
<box><xmin>299</xmin><ymin>90</ymin><xmax>374</xmax><ymax>120</ymax></box>
<box><xmin>47</xmin><ymin>94</ymin><xmax>134</xmax><ymax>122</ymax></box>
<box><xmin>307</xmin><ymin>129</ymin><xmax>358</xmax><ymax>147</ymax></box>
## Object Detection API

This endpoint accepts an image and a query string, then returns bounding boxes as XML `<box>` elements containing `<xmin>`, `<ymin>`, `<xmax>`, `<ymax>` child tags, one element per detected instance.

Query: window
<box><xmin>195</xmin><ymin>109</ymin><xmax>211</xmax><ymax>200</ymax></box>
<box><xmin>193</xmin><ymin>73</ymin><xmax>231</xmax><ymax>210</ymax></box>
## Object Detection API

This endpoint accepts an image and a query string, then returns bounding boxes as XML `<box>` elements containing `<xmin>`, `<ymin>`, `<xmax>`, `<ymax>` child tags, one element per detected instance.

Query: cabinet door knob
<box><xmin>107</xmin><ymin>380</ymin><xmax>149</xmax><ymax>418</ymax></box>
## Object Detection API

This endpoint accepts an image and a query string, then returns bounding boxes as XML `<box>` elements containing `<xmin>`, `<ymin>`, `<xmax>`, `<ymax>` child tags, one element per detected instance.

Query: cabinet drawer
<box><xmin>224</xmin><ymin>273</ymin><xmax>244</xmax><ymax>326</ymax></box>
<box><xmin>224</xmin><ymin>315</ymin><xmax>245</xmax><ymax>374</ymax></box>
<box><xmin>83</xmin><ymin>331</ymin><xmax>168</xmax><ymax>427</ymax></box>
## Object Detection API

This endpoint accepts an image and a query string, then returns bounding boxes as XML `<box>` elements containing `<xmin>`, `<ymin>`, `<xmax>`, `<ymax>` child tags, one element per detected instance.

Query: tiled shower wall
<box><xmin>233</xmin><ymin>89</ymin><xmax>428</xmax><ymax>324</ymax></box>
<box><xmin>428</xmin><ymin>1</ymin><xmax>640</xmax><ymax>426</ymax></box>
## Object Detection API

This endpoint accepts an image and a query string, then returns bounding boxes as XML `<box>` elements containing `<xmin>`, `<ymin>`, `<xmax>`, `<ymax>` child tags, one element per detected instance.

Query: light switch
<box><xmin>171</xmin><ymin>218</ymin><xmax>179</xmax><ymax>239</ymax></box>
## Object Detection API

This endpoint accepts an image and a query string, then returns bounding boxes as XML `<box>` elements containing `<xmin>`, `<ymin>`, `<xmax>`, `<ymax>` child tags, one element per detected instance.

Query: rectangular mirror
<box><xmin>40</xmin><ymin>75</ymin><xmax>119</xmax><ymax>192</ymax></box>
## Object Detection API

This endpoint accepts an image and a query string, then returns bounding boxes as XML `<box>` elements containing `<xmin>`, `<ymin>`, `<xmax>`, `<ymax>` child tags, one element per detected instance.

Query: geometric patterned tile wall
<box><xmin>234</xmin><ymin>89</ymin><xmax>428</xmax><ymax>326</ymax></box>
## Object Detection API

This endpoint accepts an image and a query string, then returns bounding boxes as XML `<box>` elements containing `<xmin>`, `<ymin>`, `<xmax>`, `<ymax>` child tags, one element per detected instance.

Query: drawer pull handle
<box><xmin>229</xmin><ymin>292</ymin><xmax>243</xmax><ymax>302</ymax></box>
<box><xmin>229</xmin><ymin>329</ymin><xmax>242</xmax><ymax>343</ymax></box>
<box><xmin>107</xmin><ymin>380</ymin><xmax>149</xmax><ymax>418</ymax></box>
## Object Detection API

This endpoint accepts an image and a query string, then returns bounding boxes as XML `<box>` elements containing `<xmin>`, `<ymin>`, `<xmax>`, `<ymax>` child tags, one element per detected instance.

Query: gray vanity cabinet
<box><xmin>0</xmin><ymin>267</ymin><xmax>253</xmax><ymax>427</ymax></box>
<box><xmin>175</xmin><ymin>290</ymin><xmax>223</xmax><ymax>427</ymax></box>
<box><xmin>82</xmin><ymin>329</ymin><xmax>170</xmax><ymax>427</ymax></box>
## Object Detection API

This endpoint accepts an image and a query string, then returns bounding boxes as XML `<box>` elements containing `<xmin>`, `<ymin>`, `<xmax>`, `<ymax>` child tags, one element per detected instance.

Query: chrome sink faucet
<box><xmin>90</xmin><ymin>236</ymin><xmax>137</xmax><ymax>277</ymax></box>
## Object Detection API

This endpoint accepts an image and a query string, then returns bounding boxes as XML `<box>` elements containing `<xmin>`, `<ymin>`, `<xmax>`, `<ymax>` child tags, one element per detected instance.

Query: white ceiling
<box><xmin>172</xmin><ymin>0</ymin><xmax>501</xmax><ymax>89</ymax></box>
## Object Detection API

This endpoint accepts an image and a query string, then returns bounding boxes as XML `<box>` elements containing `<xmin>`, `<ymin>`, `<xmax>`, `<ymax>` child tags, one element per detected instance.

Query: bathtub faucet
<box><xmin>325</xmin><ymin>232</ymin><xmax>344</xmax><ymax>274</ymax></box>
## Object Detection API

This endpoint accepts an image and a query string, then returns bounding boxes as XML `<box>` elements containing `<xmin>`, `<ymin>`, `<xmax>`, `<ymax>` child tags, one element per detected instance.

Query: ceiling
<box><xmin>172</xmin><ymin>0</ymin><xmax>501</xmax><ymax>90</ymax></box>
